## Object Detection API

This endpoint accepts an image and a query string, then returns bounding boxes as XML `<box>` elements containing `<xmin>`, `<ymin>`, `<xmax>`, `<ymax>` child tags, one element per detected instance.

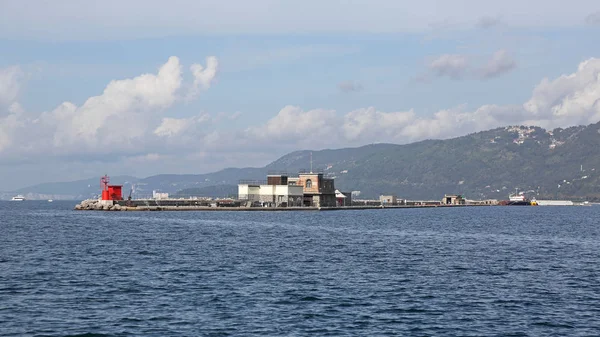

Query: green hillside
<box><xmin>16</xmin><ymin>122</ymin><xmax>600</xmax><ymax>201</ymax></box>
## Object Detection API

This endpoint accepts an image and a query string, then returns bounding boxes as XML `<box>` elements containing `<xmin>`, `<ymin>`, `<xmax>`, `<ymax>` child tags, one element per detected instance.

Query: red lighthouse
<box><xmin>100</xmin><ymin>175</ymin><xmax>123</xmax><ymax>201</ymax></box>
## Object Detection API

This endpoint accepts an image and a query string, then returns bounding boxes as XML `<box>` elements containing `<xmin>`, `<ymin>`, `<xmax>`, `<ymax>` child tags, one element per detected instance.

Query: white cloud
<box><xmin>478</xmin><ymin>50</ymin><xmax>517</xmax><ymax>79</ymax></box>
<box><xmin>229</xmin><ymin>57</ymin><xmax>600</xmax><ymax>151</ymax></box>
<box><xmin>429</xmin><ymin>54</ymin><xmax>469</xmax><ymax>79</ymax></box>
<box><xmin>154</xmin><ymin>118</ymin><xmax>193</xmax><ymax>138</ymax></box>
<box><xmin>524</xmin><ymin>58</ymin><xmax>600</xmax><ymax>127</ymax></box>
<box><xmin>154</xmin><ymin>114</ymin><xmax>211</xmax><ymax>138</ymax></box>
<box><xmin>0</xmin><ymin>66</ymin><xmax>23</xmax><ymax>107</ymax></box>
<box><xmin>338</xmin><ymin>80</ymin><xmax>364</xmax><ymax>93</ymax></box>
<box><xmin>0</xmin><ymin>56</ymin><xmax>218</xmax><ymax>157</ymax></box>
<box><xmin>47</xmin><ymin>56</ymin><xmax>184</xmax><ymax>151</ymax></box>
<box><xmin>0</xmin><ymin>102</ymin><xmax>27</xmax><ymax>152</ymax></box>
<box><xmin>428</xmin><ymin>50</ymin><xmax>517</xmax><ymax>80</ymax></box>
<box><xmin>343</xmin><ymin>108</ymin><xmax>414</xmax><ymax>141</ymax></box>
<box><xmin>3</xmin><ymin>56</ymin><xmax>600</xmax><ymax>188</ymax></box>
<box><xmin>8</xmin><ymin>102</ymin><xmax>24</xmax><ymax>115</ymax></box>
<box><xmin>245</xmin><ymin>106</ymin><xmax>338</xmax><ymax>148</ymax></box>
<box><xmin>188</xmin><ymin>56</ymin><xmax>218</xmax><ymax>99</ymax></box>
<box><xmin>585</xmin><ymin>11</ymin><xmax>600</xmax><ymax>25</ymax></box>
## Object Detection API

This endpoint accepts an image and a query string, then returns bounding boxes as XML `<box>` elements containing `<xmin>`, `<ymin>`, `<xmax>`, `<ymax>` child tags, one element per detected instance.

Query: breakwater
<box><xmin>74</xmin><ymin>199</ymin><xmax>492</xmax><ymax>211</ymax></box>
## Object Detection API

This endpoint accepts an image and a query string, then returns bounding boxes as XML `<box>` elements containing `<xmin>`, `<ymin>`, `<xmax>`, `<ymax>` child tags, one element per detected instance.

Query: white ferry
<box><xmin>507</xmin><ymin>192</ymin><xmax>532</xmax><ymax>205</ymax></box>
<box><xmin>11</xmin><ymin>195</ymin><xmax>26</xmax><ymax>201</ymax></box>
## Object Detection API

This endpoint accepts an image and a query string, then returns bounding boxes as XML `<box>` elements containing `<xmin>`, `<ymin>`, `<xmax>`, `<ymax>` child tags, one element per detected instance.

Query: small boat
<box><xmin>48</xmin><ymin>199</ymin><xmax>53</xmax><ymax>202</ymax></box>
<box><xmin>11</xmin><ymin>195</ymin><xmax>26</xmax><ymax>201</ymax></box>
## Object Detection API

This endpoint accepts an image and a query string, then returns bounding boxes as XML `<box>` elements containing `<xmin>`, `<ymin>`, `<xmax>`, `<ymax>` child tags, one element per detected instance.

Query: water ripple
<box><xmin>1</xmin><ymin>202</ymin><xmax>600</xmax><ymax>336</ymax></box>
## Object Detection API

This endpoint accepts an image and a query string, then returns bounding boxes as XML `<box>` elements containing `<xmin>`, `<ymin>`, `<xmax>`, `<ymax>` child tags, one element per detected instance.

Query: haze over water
<box><xmin>2</xmin><ymin>201</ymin><xmax>600</xmax><ymax>336</ymax></box>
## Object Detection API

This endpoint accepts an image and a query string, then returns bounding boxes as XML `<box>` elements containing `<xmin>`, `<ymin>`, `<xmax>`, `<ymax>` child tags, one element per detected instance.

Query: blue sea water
<box><xmin>1</xmin><ymin>201</ymin><xmax>600</xmax><ymax>336</ymax></box>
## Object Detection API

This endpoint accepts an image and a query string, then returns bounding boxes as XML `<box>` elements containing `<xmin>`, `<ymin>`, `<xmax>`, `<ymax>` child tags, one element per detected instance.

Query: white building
<box><xmin>238</xmin><ymin>179</ymin><xmax>304</xmax><ymax>207</ymax></box>
<box><xmin>152</xmin><ymin>190</ymin><xmax>169</xmax><ymax>200</ymax></box>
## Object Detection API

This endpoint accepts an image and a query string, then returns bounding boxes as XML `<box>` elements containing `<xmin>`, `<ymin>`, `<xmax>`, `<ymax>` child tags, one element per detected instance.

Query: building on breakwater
<box><xmin>238</xmin><ymin>171</ymin><xmax>337</xmax><ymax>207</ymax></box>
<box><xmin>75</xmin><ymin>174</ymin><xmax>504</xmax><ymax>211</ymax></box>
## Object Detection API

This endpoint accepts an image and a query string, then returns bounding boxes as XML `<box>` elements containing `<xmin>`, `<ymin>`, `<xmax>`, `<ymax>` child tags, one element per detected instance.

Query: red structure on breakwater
<box><xmin>100</xmin><ymin>175</ymin><xmax>123</xmax><ymax>201</ymax></box>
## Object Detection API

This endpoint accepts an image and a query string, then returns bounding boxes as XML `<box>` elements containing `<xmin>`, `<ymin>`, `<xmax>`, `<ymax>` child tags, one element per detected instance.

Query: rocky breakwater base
<box><xmin>74</xmin><ymin>199</ymin><xmax>124</xmax><ymax>211</ymax></box>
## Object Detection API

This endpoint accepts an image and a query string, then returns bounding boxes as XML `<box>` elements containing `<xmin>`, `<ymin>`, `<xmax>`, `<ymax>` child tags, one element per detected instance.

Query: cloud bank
<box><xmin>2</xmin><ymin>55</ymin><xmax>600</xmax><ymax>184</ymax></box>
<box><xmin>0</xmin><ymin>56</ymin><xmax>218</xmax><ymax>157</ymax></box>
<box><xmin>429</xmin><ymin>50</ymin><xmax>517</xmax><ymax>80</ymax></box>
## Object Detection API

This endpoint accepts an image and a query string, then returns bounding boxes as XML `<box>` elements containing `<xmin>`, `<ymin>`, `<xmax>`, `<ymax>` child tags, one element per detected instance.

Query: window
<box><xmin>306</xmin><ymin>179</ymin><xmax>312</xmax><ymax>188</ymax></box>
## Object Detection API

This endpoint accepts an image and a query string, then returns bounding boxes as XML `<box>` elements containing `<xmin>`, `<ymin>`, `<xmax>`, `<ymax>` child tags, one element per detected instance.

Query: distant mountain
<box><xmin>12</xmin><ymin>122</ymin><xmax>600</xmax><ymax>201</ymax></box>
<box><xmin>173</xmin><ymin>185</ymin><xmax>238</xmax><ymax>198</ymax></box>
<box><xmin>323</xmin><ymin>123</ymin><xmax>600</xmax><ymax>200</ymax></box>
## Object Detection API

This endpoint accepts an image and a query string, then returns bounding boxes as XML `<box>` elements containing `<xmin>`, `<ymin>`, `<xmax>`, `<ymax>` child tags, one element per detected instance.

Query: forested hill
<box><xmin>13</xmin><ymin>122</ymin><xmax>600</xmax><ymax>200</ymax></box>
<box><xmin>268</xmin><ymin>122</ymin><xmax>600</xmax><ymax>200</ymax></box>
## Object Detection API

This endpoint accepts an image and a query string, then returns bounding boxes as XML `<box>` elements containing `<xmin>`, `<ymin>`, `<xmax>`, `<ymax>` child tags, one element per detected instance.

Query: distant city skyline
<box><xmin>1</xmin><ymin>0</ymin><xmax>600</xmax><ymax>190</ymax></box>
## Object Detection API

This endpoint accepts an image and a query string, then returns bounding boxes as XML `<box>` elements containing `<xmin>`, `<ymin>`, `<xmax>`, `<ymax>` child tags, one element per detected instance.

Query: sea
<box><xmin>1</xmin><ymin>201</ymin><xmax>600</xmax><ymax>336</ymax></box>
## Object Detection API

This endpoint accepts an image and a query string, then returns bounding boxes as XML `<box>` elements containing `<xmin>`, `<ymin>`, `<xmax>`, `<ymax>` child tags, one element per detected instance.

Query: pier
<box><xmin>74</xmin><ymin>198</ymin><xmax>491</xmax><ymax>211</ymax></box>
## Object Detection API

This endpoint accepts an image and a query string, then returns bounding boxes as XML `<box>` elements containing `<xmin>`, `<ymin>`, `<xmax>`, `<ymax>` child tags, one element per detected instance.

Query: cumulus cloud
<box><xmin>585</xmin><ymin>11</ymin><xmax>600</xmax><ymax>25</ymax></box>
<box><xmin>154</xmin><ymin>114</ymin><xmax>211</xmax><ymax>138</ymax></box>
<box><xmin>47</xmin><ymin>56</ymin><xmax>184</xmax><ymax>151</ymax></box>
<box><xmin>0</xmin><ymin>104</ymin><xmax>26</xmax><ymax>152</ymax></box>
<box><xmin>523</xmin><ymin>58</ymin><xmax>600</xmax><ymax>126</ymax></box>
<box><xmin>0</xmin><ymin>67</ymin><xmax>26</xmax><ymax>152</ymax></box>
<box><xmin>429</xmin><ymin>54</ymin><xmax>469</xmax><ymax>79</ymax></box>
<box><xmin>428</xmin><ymin>50</ymin><xmax>516</xmax><ymax>80</ymax></box>
<box><xmin>0</xmin><ymin>66</ymin><xmax>23</xmax><ymax>107</ymax></box>
<box><xmin>478</xmin><ymin>50</ymin><xmax>517</xmax><ymax>79</ymax></box>
<box><xmin>0</xmin><ymin>56</ymin><xmax>218</xmax><ymax>157</ymax></box>
<box><xmin>3</xmin><ymin>56</ymin><xmax>600</xmax><ymax>184</ymax></box>
<box><xmin>231</xmin><ymin>57</ymin><xmax>600</xmax><ymax>151</ymax></box>
<box><xmin>188</xmin><ymin>56</ymin><xmax>218</xmax><ymax>99</ymax></box>
<box><xmin>338</xmin><ymin>80</ymin><xmax>363</xmax><ymax>93</ymax></box>
<box><xmin>343</xmin><ymin>108</ymin><xmax>414</xmax><ymax>141</ymax></box>
<box><xmin>245</xmin><ymin>106</ymin><xmax>338</xmax><ymax>148</ymax></box>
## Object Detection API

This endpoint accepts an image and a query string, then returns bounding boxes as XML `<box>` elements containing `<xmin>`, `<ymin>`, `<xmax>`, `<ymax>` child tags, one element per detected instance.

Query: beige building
<box><xmin>442</xmin><ymin>194</ymin><xmax>466</xmax><ymax>205</ymax></box>
<box><xmin>288</xmin><ymin>172</ymin><xmax>337</xmax><ymax>207</ymax></box>
<box><xmin>380</xmin><ymin>195</ymin><xmax>398</xmax><ymax>205</ymax></box>
<box><xmin>239</xmin><ymin>172</ymin><xmax>338</xmax><ymax>208</ymax></box>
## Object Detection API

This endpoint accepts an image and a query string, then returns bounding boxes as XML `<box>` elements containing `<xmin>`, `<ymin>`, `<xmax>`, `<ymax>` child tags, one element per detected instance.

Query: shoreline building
<box><xmin>442</xmin><ymin>194</ymin><xmax>466</xmax><ymax>205</ymax></box>
<box><xmin>288</xmin><ymin>171</ymin><xmax>337</xmax><ymax>207</ymax></box>
<box><xmin>336</xmin><ymin>190</ymin><xmax>352</xmax><ymax>206</ymax></box>
<box><xmin>380</xmin><ymin>195</ymin><xmax>399</xmax><ymax>205</ymax></box>
<box><xmin>238</xmin><ymin>174</ymin><xmax>304</xmax><ymax>207</ymax></box>
<box><xmin>152</xmin><ymin>190</ymin><xmax>169</xmax><ymax>200</ymax></box>
<box><xmin>238</xmin><ymin>171</ymin><xmax>338</xmax><ymax>207</ymax></box>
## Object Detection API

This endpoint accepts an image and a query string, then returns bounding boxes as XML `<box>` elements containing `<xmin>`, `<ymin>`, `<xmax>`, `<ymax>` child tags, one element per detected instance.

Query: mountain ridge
<box><xmin>10</xmin><ymin>122</ymin><xmax>600</xmax><ymax>200</ymax></box>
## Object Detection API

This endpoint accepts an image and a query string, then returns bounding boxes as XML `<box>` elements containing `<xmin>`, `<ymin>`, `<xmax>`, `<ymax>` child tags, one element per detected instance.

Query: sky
<box><xmin>1</xmin><ymin>0</ymin><xmax>600</xmax><ymax>190</ymax></box>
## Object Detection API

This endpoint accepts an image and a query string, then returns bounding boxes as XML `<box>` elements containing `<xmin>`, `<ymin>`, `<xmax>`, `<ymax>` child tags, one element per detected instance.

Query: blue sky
<box><xmin>1</xmin><ymin>0</ymin><xmax>600</xmax><ymax>190</ymax></box>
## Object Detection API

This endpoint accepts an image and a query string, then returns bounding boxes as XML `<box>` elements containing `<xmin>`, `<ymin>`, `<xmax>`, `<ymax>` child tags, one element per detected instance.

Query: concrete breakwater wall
<box><xmin>74</xmin><ymin>199</ymin><xmax>492</xmax><ymax>211</ymax></box>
